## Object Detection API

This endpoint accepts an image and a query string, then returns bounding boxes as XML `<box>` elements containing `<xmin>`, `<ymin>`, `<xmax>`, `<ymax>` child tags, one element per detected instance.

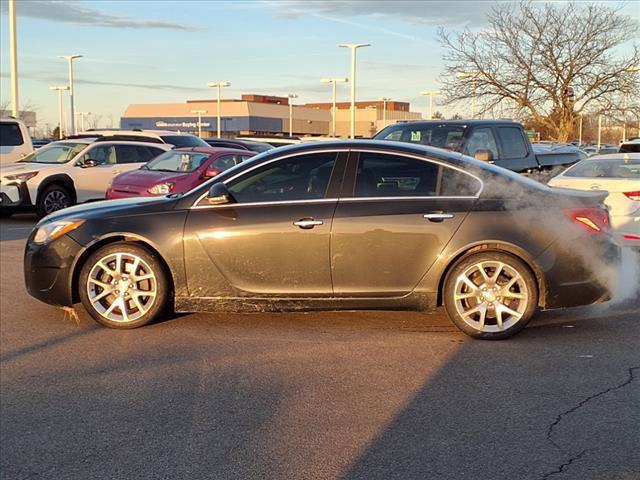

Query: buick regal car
<box><xmin>24</xmin><ymin>140</ymin><xmax>618</xmax><ymax>339</ymax></box>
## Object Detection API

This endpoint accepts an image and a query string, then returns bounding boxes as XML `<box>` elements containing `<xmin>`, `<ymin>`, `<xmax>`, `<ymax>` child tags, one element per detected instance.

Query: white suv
<box><xmin>0</xmin><ymin>138</ymin><xmax>170</xmax><ymax>218</ymax></box>
<box><xmin>1</xmin><ymin>117</ymin><xmax>33</xmax><ymax>165</ymax></box>
<box><xmin>80</xmin><ymin>129</ymin><xmax>209</xmax><ymax>148</ymax></box>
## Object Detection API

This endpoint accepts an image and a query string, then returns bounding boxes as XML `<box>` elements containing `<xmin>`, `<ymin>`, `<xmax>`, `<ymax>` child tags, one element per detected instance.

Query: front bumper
<box><xmin>0</xmin><ymin>182</ymin><xmax>34</xmax><ymax>211</ymax></box>
<box><xmin>24</xmin><ymin>233</ymin><xmax>84</xmax><ymax>307</ymax></box>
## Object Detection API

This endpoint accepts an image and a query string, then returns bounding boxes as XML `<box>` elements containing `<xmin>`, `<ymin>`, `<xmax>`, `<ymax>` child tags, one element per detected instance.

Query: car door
<box><xmin>183</xmin><ymin>150</ymin><xmax>347</xmax><ymax>297</ymax></box>
<box><xmin>331</xmin><ymin>150</ymin><xmax>482</xmax><ymax>296</ymax></box>
<box><xmin>73</xmin><ymin>144</ymin><xmax>119</xmax><ymax>201</ymax></box>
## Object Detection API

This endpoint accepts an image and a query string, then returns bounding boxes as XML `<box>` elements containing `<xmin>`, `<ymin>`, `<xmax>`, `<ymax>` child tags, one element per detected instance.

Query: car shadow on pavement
<box><xmin>342</xmin><ymin>308</ymin><xmax>640</xmax><ymax>480</ymax></box>
<box><xmin>0</xmin><ymin>215</ymin><xmax>36</xmax><ymax>242</ymax></box>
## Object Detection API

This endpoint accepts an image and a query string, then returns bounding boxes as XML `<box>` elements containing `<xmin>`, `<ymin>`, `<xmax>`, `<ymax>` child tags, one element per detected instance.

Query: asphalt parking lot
<box><xmin>1</xmin><ymin>215</ymin><xmax>638</xmax><ymax>480</ymax></box>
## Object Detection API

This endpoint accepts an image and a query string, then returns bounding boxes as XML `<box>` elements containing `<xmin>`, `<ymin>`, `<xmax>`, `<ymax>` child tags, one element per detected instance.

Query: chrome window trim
<box><xmin>190</xmin><ymin>147</ymin><xmax>484</xmax><ymax>209</ymax></box>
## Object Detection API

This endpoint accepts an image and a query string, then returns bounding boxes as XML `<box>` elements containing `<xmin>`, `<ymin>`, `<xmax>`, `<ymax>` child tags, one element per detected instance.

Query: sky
<box><xmin>0</xmin><ymin>0</ymin><xmax>638</xmax><ymax>130</ymax></box>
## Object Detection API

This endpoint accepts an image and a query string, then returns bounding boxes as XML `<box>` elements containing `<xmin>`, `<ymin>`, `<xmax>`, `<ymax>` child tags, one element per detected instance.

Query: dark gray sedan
<box><xmin>24</xmin><ymin>140</ymin><xmax>618</xmax><ymax>339</ymax></box>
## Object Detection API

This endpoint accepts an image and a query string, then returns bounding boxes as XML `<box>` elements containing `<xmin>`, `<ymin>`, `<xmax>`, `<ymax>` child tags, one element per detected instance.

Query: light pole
<box><xmin>9</xmin><ymin>0</ymin><xmax>19</xmax><ymax>117</ymax></box>
<box><xmin>207</xmin><ymin>81</ymin><xmax>230</xmax><ymax>138</ymax></box>
<box><xmin>59</xmin><ymin>55</ymin><xmax>82</xmax><ymax>135</ymax></box>
<box><xmin>50</xmin><ymin>86</ymin><xmax>69</xmax><ymax>139</ymax></box>
<box><xmin>76</xmin><ymin>111</ymin><xmax>90</xmax><ymax>132</ymax></box>
<box><xmin>578</xmin><ymin>114</ymin><xmax>583</xmax><ymax>147</ymax></box>
<box><xmin>597</xmin><ymin>114</ymin><xmax>603</xmax><ymax>150</ymax></box>
<box><xmin>457</xmin><ymin>72</ymin><xmax>479</xmax><ymax>118</ymax></box>
<box><xmin>379</xmin><ymin>97</ymin><xmax>390</xmax><ymax>125</ymax></box>
<box><xmin>191</xmin><ymin>109</ymin><xmax>208</xmax><ymax>138</ymax></box>
<box><xmin>338</xmin><ymin>43</ymin><xmax>370</xmax><ymax>139</ymax></box>
<box><xmin>420</xmin><ymin>90</ymin><xmax>441</xmax><ymax>120</ymax></box>
<box><xmin>321</xmin><ymin>77</ymin><xmax>348</xmax><ymax>137</ymax></box>
<box><xmin>287</xmin><ymin>94</ymin><xmax>298</xmax><ymax>137</ymax></box>
<box><xmin>622</xmin><ymin>66</ymin><xmax>640</xmax><ymax>142</ymax></box>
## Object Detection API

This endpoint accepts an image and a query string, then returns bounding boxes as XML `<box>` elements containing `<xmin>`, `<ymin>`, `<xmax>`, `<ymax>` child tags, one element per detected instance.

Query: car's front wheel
<box><xmin>78</xmin><ymin>242</ymin><xmax>169</xmax><ymax>329</ymax></box>
<box><xmin>37</xmin><ymin>184</ymin><xmax>73</xmax><ymax>217</ymax></box>
<box><xmin>443</xmin><ymin>251</ymin><xmax>538</xmax><ymax>340</ymax></box>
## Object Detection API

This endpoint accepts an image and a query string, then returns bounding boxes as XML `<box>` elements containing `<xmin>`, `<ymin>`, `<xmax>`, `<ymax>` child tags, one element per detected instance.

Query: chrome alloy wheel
<box><xmin>43</xmin><ymin>190</ymin><xmax>70</xmax><ymax>214</ymax></box>
<box><xmin>86</xmin><ymin>252</ymin><xmax>157</xmax><ymax>323</ymax></box>
<box><xmin>453</xmin><ymin>261</ymin><xmax>529</xmax><ymax>333</ymax></box>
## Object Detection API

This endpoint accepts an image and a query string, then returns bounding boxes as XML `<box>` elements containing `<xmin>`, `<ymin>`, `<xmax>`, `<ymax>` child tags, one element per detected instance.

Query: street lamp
<box><xmin>8</xmin><ymin>0</ymin><xmax>18</xmax><ymax>117</ymax></box>
<box><xmin>287</xmin><ymin>94</ymin><xmax>298</xmax><ymax>137</ymax></box>
<box><xmin>379</xmin><ymin>97</ymin><xmax>390</xmax><ymax>125</ymax></box>
<box><xmin>50</xmin><ymin>85</ymin><xmax>70</xmax><ymax>139</ymax></box>
<box><xmin>321</xmin><ymin>77</ymin><xmax>348</xmax><ymax>137</ymax></box>
<box><xmin>338</xmin><ymin>43</ymin><xmax>370</xmax><ymax>139</ymax></box>
<box><xmin>420</xmin><ymin>90</ymin><xmax>441</xmax><ymax>120</ymax></box>
<box><xmin>75</xmin><ymin>111</ymin><xmax>90</xmax><ymax>132</ymax></box>
<box><xmin>457</xmin><ymin>72</ymin><xmax>479</xmax><ymax>118</ymax></box>
<box><xmin>59</xmin><ymin>55</ymin><xmax>82</xmax><ymax>135</ymax></box>
<box><xmin>191</xmin><ymin>109</ymin><xmax>208</xmax><ymax>138</ymax></box>
<box><xmin>207</xmin><ymin>81</ymin><xmax>231</xmax><ymax>138</ymax></box>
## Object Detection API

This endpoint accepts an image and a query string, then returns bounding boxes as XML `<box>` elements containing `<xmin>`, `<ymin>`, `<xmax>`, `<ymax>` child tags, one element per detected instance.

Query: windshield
<box><xmin>375</xmin><ymin>124</ymin><xmax>466</xmax><ymax>151</ymax></box>
<box><xmin>19</xmin><ymin>142</ymin><xmax>86</xmax><ymax>164</ymax></box>
<box><xmin>564</xmin><ymin>158</ymin><xmax>640</xmax><ymax>178</ymax></box>
<box><xmin>160</xmin><ymin>135</ymin><xmax>209</xmax><ymax>148</ymax></box>
<box><xmin>144</xmin><ymin>151</ymin><xmax>211</xmax><ymax>173</ymax></box>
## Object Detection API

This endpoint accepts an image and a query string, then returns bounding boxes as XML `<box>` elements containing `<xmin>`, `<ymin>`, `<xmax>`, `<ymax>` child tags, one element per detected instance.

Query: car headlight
<box><xmin>147</xmin><ymin>182</ymin><xmax>175</xmax><ymax>195</ymax></box>
<box><xmin>33</xmin><ymin>220</ymin><xmax>85</xmax><ymax>244</ymax></box>
<box><xmin>1</xmin><ymin>171</ymin><xmax>38</xmax><ymax>184</ymax></box>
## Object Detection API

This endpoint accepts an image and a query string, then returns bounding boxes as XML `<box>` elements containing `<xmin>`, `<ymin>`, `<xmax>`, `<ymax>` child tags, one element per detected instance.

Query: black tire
<box><xmin>443</xmin><ymin>251</ymin><xmax>538</xmax><ymax>340</ymax></box>
<box><xmin>78</xmin><ymin>242</ymin><xmax>170</xmax><ymax>329</ymax></box>
<box><xmin>36</xmin><ymin>184</ymin><xmax>73</xmax><ymax>218</ymax></box>
<box><xmin>0</xmin><ymin>210</ymin><xmax>14</xmax><ymax>219</ymax></box>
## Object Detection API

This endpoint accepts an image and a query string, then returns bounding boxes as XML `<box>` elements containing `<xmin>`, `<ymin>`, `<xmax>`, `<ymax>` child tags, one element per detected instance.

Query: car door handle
<box><xmin>293</xmin><ymin>218</ymin><xmax>323</xmax><ymax>229</ymax></box>
<box><xmin>423</xmin><ymin>212</ymin><xmax>454</xmax><ymax>222</ymax></box>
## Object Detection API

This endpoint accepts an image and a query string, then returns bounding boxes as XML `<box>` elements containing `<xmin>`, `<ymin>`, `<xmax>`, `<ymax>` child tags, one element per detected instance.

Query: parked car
<box><xmin>0</xmin><ymin>138</ymin><xmax>169</xmax><ymax>218</ymax></box>
<box><xmin>24</xmin><ymin>140</ymin><xmax>618</xmax><ymax>339</ymax></box>
<box><xmin>548</xmin><ymin>153</ymin><xmax>640</xmax><ymax>246</ymax></box>
<box><xmin>619</xmin><ymin>139</ymin><xmax>640</xmax><ymax>153</ymax></box>
<box><xmin>76</xmin><ymin>129</ymin><xmax>209</xmax><ymax>148</ymax></box>
<box><xmin>0</xmin><ymin>117</ymin><xmax>33</xmax><ymax>165</ymax></box>
<box><xmin>106</xmin><ymin>147</ymin><xmax>255</xmax><ymax>199</ymax></box>
<box><xmin>374</xmin><ymin>120</ymin><xmax>583</xmax><ymax>179</ymax></box>
<box><xmin>235</xmin><ymin>135</ymin><xmax>301</xmax><ymax>147</ymax></box>
<box><xmin>32</xmin><ymin>139</ymin><xmax>52</xmax><ymax>149</ymax></box>
<box><xmin>203</xmin><ymin>138</ymin><xmax>274</xmax><ymax>153</ymax></box>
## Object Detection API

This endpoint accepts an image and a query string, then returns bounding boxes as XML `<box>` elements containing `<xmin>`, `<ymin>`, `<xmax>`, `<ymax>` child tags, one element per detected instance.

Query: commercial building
<box><xmin>121</xmin><ymin>94</ymin><xmax>422</xmax><ymax>138</ymax></box>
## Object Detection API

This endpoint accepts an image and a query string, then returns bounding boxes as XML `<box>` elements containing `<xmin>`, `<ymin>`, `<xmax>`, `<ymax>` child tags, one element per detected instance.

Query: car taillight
<box><xmin>623</xmin><ymin>191</ymin><xmax>640</xmax><ymax>201</ymax></box>
<box><xmin>563</xmin><ymin>208</ymin><xmax>610</xmax><ymax>235</ymax></box>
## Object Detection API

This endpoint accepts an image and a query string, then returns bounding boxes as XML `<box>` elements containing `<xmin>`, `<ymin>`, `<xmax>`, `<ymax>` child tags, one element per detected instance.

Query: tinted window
<box><xmin>619</xmin><ymin>143</ymin><xmax>640</xmax><ymax>153</ymax></box>
<box><xmin>114</xmin><ymin>145</ymin><xmax>148</xmax><ymax>164</ymax></box>
<box><xmin>146</xmin><ymin>151</ymin><xmax>211</xmax><ymax>172</ymax></box>
<box><xmin>377</xmin><ymin>125</ymin><xmax>465</xmax><ymax>151</ymax></box>
<box><xmin>355</xmin><ymin>152</ymin><xmax>480</xmax><ymax>198</ymax></box>
<box><xmin>20</xmin><ymin>142</ymin><xmax>86</xmax><ymax>164</ymax></box>
<box><xmin>160</xmin><ymin>135</ymin><xmax>208</xmax><ymax>148</ymax></box>
<box><xmin>211</xmin><ymin>154</ymin><xmax>238</xmax><ymax>171</ymax></box>
<box><xmin>564</xmin><ymin>158</ymin><xmax>640</xmax><ymax>178</ymax></box>
<box><xmin>228</xmin><ymin>152</ymin><xmax>336</xmax><ymax>203</ymax></box>
<box><xmin>497</xmin><ymin>127</ymin><xmax>528</xmax><ymax>159</ymax></box>
<box><xmin>466</xmin><ymin>127</ymin><xmax>499</xmax><ymax>159</ymax></box>
<box><xmin>0</xmin><ymin>122</ymin><xmax>23</xmax><ymax>146</ymax></box>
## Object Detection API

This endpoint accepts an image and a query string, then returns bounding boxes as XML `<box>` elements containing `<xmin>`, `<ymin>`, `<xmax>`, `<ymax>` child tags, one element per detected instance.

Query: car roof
<box><xmin>84</xmin><ymin>129</ymin><xmax>195</xmax><ymax>137</ymax></box>
<box><xmin>384</xmin><ymin>119</ymin><xmax>522</xmax><ymax>127</ymax></box>
<box><xmin>587</xmin><ymin>153</ymin><xmax>640</xmax><ymax>161</ymax></box>
<box><xmin>173</xmin><ymin>146</ymin><xmax>255</xmax><ymax>155</ymax></box>
<box><xmin>48</xmin><ymin>138</ymin><xmax>171</xmax><ymax>147</ymax></box>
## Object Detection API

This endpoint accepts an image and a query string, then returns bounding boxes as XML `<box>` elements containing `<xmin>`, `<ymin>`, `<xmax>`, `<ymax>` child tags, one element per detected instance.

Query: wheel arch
<box><xmin>437</xmin><ymin>242</ymin><xmax>547</xmax><ymax>308</ymax></box>
<box><xmin>37</xmin><ymin>174</ymin><xmax>77</xmax><ymax>204</ymax></box>
<box><xmin>70</xmin><ymin>233</ymin><xmax>176</xmax><ymax>304</ymax></box>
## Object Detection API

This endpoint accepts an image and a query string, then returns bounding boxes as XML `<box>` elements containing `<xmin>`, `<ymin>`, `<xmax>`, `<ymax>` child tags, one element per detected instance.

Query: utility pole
<box><xmin>321</xmin><ymin>78</ymin><xmax>348</xmax><ymax>137</ymax></box>
<box><xmin>50</xmin><ymin>86</ymin><xmax>70</xmax><ymax>139</ymax></box>
<box><xmin>9</xmin><ymin>0</ymin><xmax>19</xmax><ymax>117</ymax></box>
<box><xmin>379</xmin><ymin>97</ymin><xmax>390</xmax><ymax>125</ymax></box>
<box><xmin>59</xmin><ymin>55</ymin><xmax>82</xmax><ymax>135</ymax></box>
<box><xmin>191</xmin><ymin>109</ymin><xmax>207</xmax><ymax>138</ymax></box>
<box><xmin>338</xmin><ymin>43</ymin><xmax>370</xmax><ymax>138</ymax></box>
<box><xmin>76</xmin><ymin>111</ymin><xmax>90</xmax><ymax>132</ymax></box>
<box><xmin>207</xmin><ymin>81</ymin><xmax>230</xmax><ymax>138</ymax></box>
<box><xmin>420</xmin><ymin>90</ymin><xmax>441</xmax><ymax>120</ymax></box>
<box><xmin>287</xmin><ymin>94</ymin><xmax>298</xmax><ymax>137</ymax></box>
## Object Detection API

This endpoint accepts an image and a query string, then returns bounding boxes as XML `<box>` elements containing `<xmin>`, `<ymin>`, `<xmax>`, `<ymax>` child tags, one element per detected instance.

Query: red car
<box><xmin>106</xmin><ymin>147</ymin><xmax>256</xmax><ymax>199</ymax></box>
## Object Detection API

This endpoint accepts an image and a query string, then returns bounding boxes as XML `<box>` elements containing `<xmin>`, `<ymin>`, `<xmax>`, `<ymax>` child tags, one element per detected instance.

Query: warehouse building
<box><xmin>121</xmin><ymin>94</ymin><xmax>422</xmax><ymax>138</ymax></box>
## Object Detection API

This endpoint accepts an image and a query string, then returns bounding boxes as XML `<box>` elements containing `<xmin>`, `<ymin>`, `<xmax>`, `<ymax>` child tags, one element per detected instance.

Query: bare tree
<box><xmin>439</xmin><ymin>2</ymin><xmax>639</xmax><ymax>141</ymax></box>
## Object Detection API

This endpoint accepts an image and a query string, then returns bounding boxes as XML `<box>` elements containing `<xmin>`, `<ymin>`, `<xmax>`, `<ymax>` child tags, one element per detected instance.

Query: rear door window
<box><xmin>0</xmin><ymin>122</ymin><xmax>24</xmax><ymax>146</ymax></box>
<box><xmin>496</xmin><ymin>127</ymin><xmax>528</xmax><ymax>159</ymax></box>
<box><xmin>114</xmin><ymin>145</ymin><xmax>148</xmax><ymax>164</ymax></box>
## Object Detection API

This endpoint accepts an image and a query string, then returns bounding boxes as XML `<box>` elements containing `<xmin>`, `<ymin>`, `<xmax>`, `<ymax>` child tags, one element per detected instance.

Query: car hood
<box><xmin>38</xmin><ymin>196</ymin><xmax>178</xmax><ymax>225</ymax></box>
<box><xmin>113</xmin><ymin>168</ymin><xmax>191</xmax><ymax>187</ymax></box>
<box><xmin>0</xmin><ymin>162</ymin><xmax>63</xmax><ymax>176</ymax></box>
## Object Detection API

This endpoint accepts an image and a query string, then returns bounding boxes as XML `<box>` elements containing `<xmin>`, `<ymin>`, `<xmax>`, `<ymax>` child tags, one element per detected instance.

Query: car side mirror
<box><xmin>206</xmin><ymin>183</ymin><xmax>233</xmax><ymax>205</ymax></box>
<box><xmin>474</xmin><ymin>150</ymin><xmax>494</xmax><ymax>162</ymax></box>
<box><xmin>81</xmin><ymin>159</ymin><xmax>98</xmax><ymax>168</ymax></box>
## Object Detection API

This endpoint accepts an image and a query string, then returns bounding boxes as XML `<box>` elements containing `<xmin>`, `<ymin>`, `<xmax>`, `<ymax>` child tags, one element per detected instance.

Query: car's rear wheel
<box><xmin>37</xmin><ymin>185</ymin><xmax>73</xmax><ymax>217</ymax></box>
<box><xmin>443</xmin><ymin>252</ymin><xmax>538</xmax><ymax>340</ymax></box>
<box><xmin>78</xmin><ymin>242</ymin><xmax>169</xmax><ymax>329</ymax></box>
